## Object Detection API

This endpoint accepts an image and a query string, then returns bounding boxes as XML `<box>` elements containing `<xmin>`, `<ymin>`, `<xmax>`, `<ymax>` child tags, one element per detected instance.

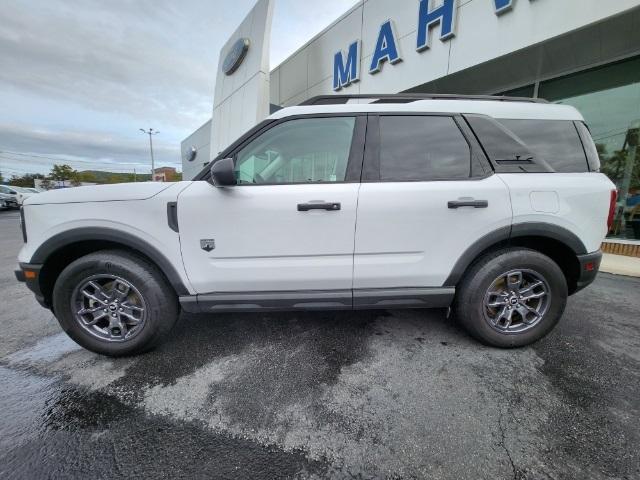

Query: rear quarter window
<box><xmin>498</xmin><ymin>119</ymin><xmax>589</xmax><ymax>172</ymax></box>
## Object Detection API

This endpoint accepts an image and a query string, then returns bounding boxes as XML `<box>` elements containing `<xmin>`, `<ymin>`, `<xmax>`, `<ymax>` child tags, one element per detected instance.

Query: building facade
<box><xmin>153</xmin><ymin>166</ymin><xmax>179</xmax><ymax>182</ymax></box>
<box><xmin>182</xmin><ymin>0</ymin><xmax>640</xmax><ymax>239</ymax></box>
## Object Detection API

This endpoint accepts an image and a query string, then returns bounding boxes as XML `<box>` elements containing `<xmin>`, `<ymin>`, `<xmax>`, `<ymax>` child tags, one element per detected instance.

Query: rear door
<box><xmin>178</xmin><ymin>115</ymin><xmax>365</xmax><ymax>299</ymax></box>
<box><xmin>353</xmin><ymin>114</ymin><xmax>512</xmax><ymax>297</ymax></box>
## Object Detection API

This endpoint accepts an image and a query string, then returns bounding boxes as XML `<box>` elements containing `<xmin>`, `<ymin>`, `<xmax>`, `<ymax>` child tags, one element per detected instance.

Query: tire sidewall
<box><xmin>457</xmin><ymin>249</ymin><xmax>568</xmax><ymax>347</ymax></box>
<box><xmin>52</xmin><ymin>251</ymin><xmax>176</xmax><ymax>356</ymax></box>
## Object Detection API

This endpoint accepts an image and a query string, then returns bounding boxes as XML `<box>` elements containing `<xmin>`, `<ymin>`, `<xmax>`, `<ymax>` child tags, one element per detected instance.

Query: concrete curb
<box><xmin>599</xmin><ymin>253</ymin><xmax>640</xmax><ymax>278</ymax></box>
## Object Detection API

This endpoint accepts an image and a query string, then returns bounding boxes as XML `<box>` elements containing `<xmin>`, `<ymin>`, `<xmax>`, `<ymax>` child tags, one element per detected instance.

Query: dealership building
<box><xmin>182</xmin><ymin>0</ymin><xmax>640</xmax><ymax>240</ymax></box>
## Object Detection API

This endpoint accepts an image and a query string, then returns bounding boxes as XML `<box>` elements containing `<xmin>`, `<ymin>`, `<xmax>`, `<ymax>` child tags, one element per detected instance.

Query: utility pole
<box><xmin>139</xmin><ymin>128</ymin><xmax>159</xmax><ymax>180</ymax></box>
<box><xmin>133</xmin><ymin>168</ymin><xmax>137</xmax><ymax>182</ymax></box>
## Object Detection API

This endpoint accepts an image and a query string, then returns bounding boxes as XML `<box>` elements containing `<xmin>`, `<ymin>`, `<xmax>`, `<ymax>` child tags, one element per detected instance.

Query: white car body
<box><xmin>17</xmin><ymin>95</ymin><xmax>615</xmax><ymax>316</ymax></box>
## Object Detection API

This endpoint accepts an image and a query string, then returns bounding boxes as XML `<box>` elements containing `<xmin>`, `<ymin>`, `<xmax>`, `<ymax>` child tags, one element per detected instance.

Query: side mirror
<box><xmin>210</xmin><ymin>158</ymin><xmax>237</xmax><ymax>187</ymax></box>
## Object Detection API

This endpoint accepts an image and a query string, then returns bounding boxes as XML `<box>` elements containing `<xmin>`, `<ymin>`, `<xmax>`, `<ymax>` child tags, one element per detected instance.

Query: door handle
<box><xmin>448</xmin><ymin>199</ymin><xmax>488</xmax><ymax>209</ymax></box>
<box><xmin>297</xmin><ymin>202</ymin><xmax>341</xmax><ymax>211</ymax></box>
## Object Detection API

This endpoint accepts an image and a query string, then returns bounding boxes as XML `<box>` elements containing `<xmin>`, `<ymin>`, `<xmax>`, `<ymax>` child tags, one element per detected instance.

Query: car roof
<box><xmin>267</xmin><ymin>99</ymin><xmax>584</xmax><ymax>122</ymax></box>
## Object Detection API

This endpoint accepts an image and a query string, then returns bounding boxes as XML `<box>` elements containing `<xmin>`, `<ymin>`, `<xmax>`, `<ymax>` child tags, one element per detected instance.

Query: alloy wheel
<box><xmin>71</xmin><ymin>274</ymin><xmax>147</xmax><ymax>342</ymax></box>
<box><xmin>483</xmin><ymin>269</ymin><xmax>550</xmax><ymax>334</ymax></box>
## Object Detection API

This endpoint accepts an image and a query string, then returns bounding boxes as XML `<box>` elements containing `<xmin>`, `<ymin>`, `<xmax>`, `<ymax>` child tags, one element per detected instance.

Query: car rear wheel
<box><xmin>453</xmin><ymin>248</ymin><xmax>567</xmax><ymax>348</ymax></box>
<box><xmin>52</xmin><ymin>249</ymin><xmax>179</xmax><ymax>356</ymax></box>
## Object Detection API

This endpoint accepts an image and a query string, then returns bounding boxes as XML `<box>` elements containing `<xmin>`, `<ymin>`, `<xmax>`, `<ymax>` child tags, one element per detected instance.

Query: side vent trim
<box><xmin>167</xmin><ymin>202</ymin><xmax>179</xmax><ymax>232</ymax></box>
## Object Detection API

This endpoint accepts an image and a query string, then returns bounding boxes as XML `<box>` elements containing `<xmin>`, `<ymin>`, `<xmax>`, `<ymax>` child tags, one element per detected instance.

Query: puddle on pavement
<box><xmin>0</xmin><ymin>365</ymin><xmax>326</xmax><ymax>479</ymax></box>
<box><xmin>6</xmin><ymin>332</ymin><xmax>81</xmax><ymax>365</ymax></box>
<box><xmin>106</xmin><ymin>310</ymin><xmax>379</xmax><ymax>398</ymax></box>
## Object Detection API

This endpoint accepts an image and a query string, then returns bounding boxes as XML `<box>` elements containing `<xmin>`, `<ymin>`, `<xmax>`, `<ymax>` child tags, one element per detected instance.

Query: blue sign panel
<box><xmin>370</xmin><ymin>20</ymin><xmax>402</xmax><ymax>74</ymax></box>
<box><xmin>333</xmin><ymin>0</ymin><xmax>533</xmax><ymax>89</ymax></box>
<box><xmin>494</xmin><ymin>0</ymin><xmax>514</xmax><ymax>15</ymax></box>
<box><xmin>416</xmin><ymin>0</ymin><xmax>456</xmax><ymax>52</ymax></box>
<box><xmin>333</xmin><ymin>40</ymin><xmax>360</xmax><ymax>91</ymax></box>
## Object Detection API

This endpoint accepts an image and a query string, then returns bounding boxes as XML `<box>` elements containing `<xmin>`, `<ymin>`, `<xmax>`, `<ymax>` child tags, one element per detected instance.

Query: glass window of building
<box><xmin>500</xmin><ymin>84</ymin><xmax>535</xmax><ymax>98</ymax></box>
<box><xmin>538</xmin><ymin>56</ymin><xmax>640</xmax><ymax>240</ymax></box>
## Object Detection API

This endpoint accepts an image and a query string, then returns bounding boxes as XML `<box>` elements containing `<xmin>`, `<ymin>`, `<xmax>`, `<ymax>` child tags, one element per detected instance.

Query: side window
<box><xmin>234</xmin><ymin>117</ymin><xmax>356</xmax><ymax>184</ymax></box>
<box><xmin>378</xmin><ymin>116</ymin><xmax>471</xmax><ymax>181</ymax></box>
<box><xmin>498</xmin><ymin>119</ymin><xmax>589</xmax><ymax>172</ymax></box>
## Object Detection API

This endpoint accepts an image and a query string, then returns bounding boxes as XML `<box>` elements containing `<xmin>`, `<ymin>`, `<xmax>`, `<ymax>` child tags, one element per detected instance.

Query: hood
<box><xmin>24</xmin><ymin>182</ymin><xmax>174</xmax><ymax>205</ymax></box>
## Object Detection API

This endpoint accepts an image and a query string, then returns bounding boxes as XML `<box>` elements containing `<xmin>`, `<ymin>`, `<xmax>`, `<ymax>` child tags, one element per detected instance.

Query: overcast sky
<box><xmin>0</xmin><ymin>0</ymin><xmax>357</xmax><ymax>178</ymax></box>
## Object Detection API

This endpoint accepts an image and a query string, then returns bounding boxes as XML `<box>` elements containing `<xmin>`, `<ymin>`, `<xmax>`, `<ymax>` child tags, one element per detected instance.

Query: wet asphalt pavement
<box><xmin>0</xmin><ymin>209</ymin><xmax>639</xmax><ymax>479</ymax></box>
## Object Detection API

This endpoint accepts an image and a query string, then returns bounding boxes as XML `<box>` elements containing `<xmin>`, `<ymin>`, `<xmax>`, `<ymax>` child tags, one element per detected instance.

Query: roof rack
<box><xmin>299</xmin><ymin>93</ymin><xmax>548</xmax><ymax>106</ymax></box>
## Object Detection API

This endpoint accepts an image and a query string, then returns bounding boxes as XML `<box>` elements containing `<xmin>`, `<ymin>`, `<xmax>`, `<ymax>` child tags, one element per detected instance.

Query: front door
<box><xmin>178</xmin><ymin>115</ymin><xmax>365</xmax><ymax>301</ymax></box>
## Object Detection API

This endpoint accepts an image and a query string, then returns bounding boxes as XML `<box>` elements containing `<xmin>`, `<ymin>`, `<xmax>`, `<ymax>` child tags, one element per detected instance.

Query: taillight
<box><xmin>607</xmin><ymin>190</ymin><xmax>617</xmax><ymax>231</ymax></box>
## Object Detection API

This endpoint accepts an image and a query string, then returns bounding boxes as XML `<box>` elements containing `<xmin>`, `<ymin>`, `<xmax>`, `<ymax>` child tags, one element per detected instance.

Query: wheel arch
<box><xmin>31</xmin><ymin>228</ymin><xmax>189</xmax><ymax>308</ymax></box>
<box><xmin>444</xmin><ymin>223</ymin><xmax>587</xmax><ymax>295</ymax></box>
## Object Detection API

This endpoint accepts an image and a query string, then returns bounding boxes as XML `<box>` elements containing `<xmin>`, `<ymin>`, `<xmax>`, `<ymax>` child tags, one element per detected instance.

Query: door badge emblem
<box><xmin>200</xmin><ymin>239</ymin><xmax>215</xmax><ymax>252</ymax></box>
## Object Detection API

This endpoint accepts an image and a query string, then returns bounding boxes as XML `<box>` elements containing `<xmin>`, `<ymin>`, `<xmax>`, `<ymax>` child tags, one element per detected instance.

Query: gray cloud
<box><xmin>0</xmin><ymin>0</ymin><xmax>254</xmax><ymax>128</ymax></box>
<box><xmin>0</xmin><ymin>128</ymin><xmax>179</xmax><ymax>178</ymax></box>
<box><xmin>0</xmin><ymin>0</ymin><xmax>357</xmax><ymax>178</ymax></box>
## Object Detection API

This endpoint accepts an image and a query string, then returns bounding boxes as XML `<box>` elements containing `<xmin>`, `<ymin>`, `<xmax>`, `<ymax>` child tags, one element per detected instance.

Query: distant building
<box><xmin>153</xmin><ymin>167</ymin><xmax>178</xmax><ymax>182</ymax></box>
<box><xmin>34</xmin><ymin>179</ymin><xmax>96</xmax><ymax>190</ymax></box>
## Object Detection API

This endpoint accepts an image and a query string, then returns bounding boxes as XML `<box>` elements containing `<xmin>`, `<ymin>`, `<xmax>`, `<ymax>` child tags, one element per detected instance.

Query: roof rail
<box><xmin>299</xmin><ymin>93</ymin><xmax>548</xmax><ymax>106</ymax></box>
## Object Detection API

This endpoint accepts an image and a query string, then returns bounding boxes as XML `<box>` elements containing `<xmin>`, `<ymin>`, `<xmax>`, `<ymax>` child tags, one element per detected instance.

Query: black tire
<box><xmin>52</xmin><ymin>249</ymin><xmax>179</xmax><ymax>356</ymax></box>
<box><xmin>453</xmin><ymin>248</ymin><xmax>567</xmax><ymax>348</ymax></box>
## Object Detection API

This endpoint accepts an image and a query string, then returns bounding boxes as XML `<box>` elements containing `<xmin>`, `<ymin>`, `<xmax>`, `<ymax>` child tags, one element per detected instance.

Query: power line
<box><xmin>593</xmin><ymin>131</ymin><xmax>629</xmax><ymax>143</ymax></box>
<box><xmin>0</xmin><ymin>149</ymin><xmax>180</xmax><ymax>168</ymax></box>
<box><xmin>0</xmin><ymin>149</ymin><xmax>84</xmax><ymax>162</ymax></box>
<box><xmin>0</xmin><ymin>157</ymin><xmax>146</xmax><ymax>174</ymax></box>
<box><xmin>0</xmin><ymin>154</ymin><xmax>180</xmax><ymax>174</ymax></box>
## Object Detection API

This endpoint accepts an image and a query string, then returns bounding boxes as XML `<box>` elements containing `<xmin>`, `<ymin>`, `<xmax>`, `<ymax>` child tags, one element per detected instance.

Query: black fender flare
<box><xmin>510</xmin><ymin>223</ymin><xmax>587</xmax><ymax>255</ymax></box>
<box><xmin>443</xmin><ymin>222</ymin><xmax>587</xmax><ymax>287</ymax></box>
<box><xmin>31</xmin><ymin>227</ymin><xmax>190</xmax><ymax>295</ymax></box>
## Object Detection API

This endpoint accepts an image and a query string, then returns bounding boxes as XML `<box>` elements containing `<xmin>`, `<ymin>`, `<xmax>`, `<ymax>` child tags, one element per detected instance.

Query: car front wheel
<box><xmin>52</xmin><ymin>249</ymin><xmax>179</xmax><ymax>356</ymax></box>
<box><xmin>453</xmin><ymin>248</ymin><xmax>568</xmax><ymax>348</ymax></box>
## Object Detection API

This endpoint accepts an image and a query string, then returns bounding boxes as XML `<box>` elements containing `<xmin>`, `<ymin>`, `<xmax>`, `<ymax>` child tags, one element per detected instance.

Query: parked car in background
<box><xmin>0</xmin><ymin>185</ymin><xmax>41</xmax><ymax>208</ymax></box>
<box><xmin>0</xmin><ymin>194</ymin><xmax>10</xmax><ymax>209</ymax></box>
<box><xmin>0</xmin><ymin>185</ymin><xmax>21</xmax><ymax>209</ymax></box>
<box><xmin>14</xmin><ymin>186</ymin><xmax>39</xmax><ymax>205</ymax></box>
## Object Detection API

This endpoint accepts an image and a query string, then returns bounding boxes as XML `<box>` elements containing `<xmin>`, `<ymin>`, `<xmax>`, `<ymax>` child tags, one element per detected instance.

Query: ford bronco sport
<box><xmin>15</xmin><ymin>94</ymin><xmax>616</xmax><ymax>356</ymax></box>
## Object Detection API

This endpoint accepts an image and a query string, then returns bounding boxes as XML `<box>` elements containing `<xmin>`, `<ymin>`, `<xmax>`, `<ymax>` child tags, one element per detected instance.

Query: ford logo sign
<box><xmin>222</xmin><ymin>38</ymin><xmax>250</xmax><ymax>75</ymax></box>
<box><xmin>184</xmin><ymin>146</ymin><xmax>197</xmax><ymax>162</ymax></box>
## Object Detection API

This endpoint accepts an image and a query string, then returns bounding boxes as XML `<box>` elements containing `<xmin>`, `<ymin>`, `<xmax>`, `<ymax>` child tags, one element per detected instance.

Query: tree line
<box><xmin>2</xmin><ymin>164</ymin><xmax>181</xmax><ymax>189</ymax></box>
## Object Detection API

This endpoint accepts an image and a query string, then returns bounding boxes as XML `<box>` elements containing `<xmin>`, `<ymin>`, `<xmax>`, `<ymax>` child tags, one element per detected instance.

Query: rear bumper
<box><xmin>574</xmin><ymin>250</ymin><xmax>602</xmax><ymax>293</ymax></box>
<box><xmin>15</xmin><ymin>263</ymin><xmax>48</xmax><ymax>308</ymax></box>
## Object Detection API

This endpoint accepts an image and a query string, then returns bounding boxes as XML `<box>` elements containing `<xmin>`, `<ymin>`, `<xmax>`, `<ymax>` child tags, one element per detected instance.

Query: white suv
<box><xmin>16</xmin><ymin>94</ymin><xmax>616</xmax><ymax>356</ymax></box>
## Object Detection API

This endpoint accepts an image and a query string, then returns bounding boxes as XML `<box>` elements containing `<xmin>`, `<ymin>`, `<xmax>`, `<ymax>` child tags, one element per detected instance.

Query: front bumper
<box><xmin>15</xmin><ymin>263</ymin><xmax>48</xmax><ymax>308</ymax></box>
<box><xmin>574</xmin><ymin>250</ymin><xmax>602</xmax><ymax>293</ymax></box>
